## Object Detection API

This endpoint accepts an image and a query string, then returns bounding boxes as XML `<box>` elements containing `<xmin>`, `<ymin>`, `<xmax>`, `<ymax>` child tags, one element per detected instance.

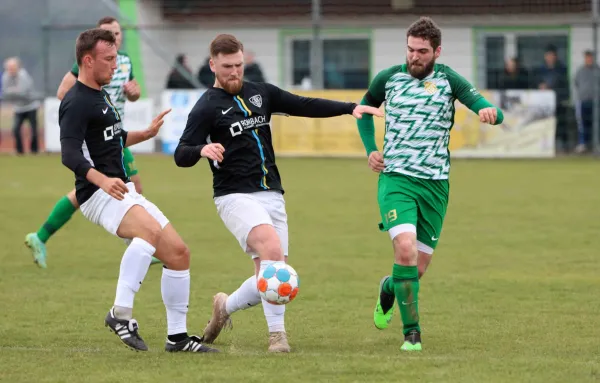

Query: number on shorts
<box><xmin>385</xmin><ymin>209</ymin><xmax>397</xmax><ymax>224</ymax></box>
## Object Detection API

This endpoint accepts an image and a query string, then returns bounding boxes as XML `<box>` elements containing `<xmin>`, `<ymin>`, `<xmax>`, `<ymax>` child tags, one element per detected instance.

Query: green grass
<box><xmin>1</xmin><ymin>154</ymin><xmax>600</xmax><ymax>383</ymax></box>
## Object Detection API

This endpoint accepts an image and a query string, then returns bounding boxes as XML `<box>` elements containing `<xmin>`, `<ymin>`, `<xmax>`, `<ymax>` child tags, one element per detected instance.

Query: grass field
<box><xmin>1</xmin><ymin>154</ymin><xmax>599</xmax><ymax>383</ymax></box>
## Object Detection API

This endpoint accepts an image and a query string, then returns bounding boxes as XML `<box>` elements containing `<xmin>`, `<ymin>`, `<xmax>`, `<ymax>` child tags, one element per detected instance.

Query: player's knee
<box><xmin>141</xmin><ymin>223</ymin><xmax>162</xmax><ymax>248</ymax></box>
<box><xmin>174</xmin><ymin>241</ymin><xmax>191</xmax><ymax>264</ymax></box>
<box><xmin>161</xmin><ymin>238</ymin><xmax>190</xmax><ymax>270</ymax></box>
<box><xmin>261</xmin><ymin>240</ymin><xmax>284</xmax><ymax>261</ymax></box>
<box><xmin>67</xmin><ymin>190</ymin><xmax>79</xmax><ymax>209</ymax></box>
<box><xmin>417</xmin><ymin>264</ymin><xmax>427</xmax><ymax>278</ymax></box>
<box><xmin>393</xmin><ymin>235</ymin><xmax>417</xmax><ymax>264</ymax></box>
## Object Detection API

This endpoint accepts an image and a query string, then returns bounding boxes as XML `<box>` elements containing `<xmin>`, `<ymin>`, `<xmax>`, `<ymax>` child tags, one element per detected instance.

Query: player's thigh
<box><xmin>154</xmin><ymin>223</ymin><xmax>190</xmax><ymax>269</ymax></box>
<box><xmin>122</xmin><ymin>187</ymin><xmax>170</xmax><ymax>245</ymax></box>
<box><xmin>378</xmin><ymin>172</ymin><xmax>419</xmax><ymax>239</ymax></box>
<box><xmin>415</xmin><ymin>179</ymin><xmax>449</xmax><ymax>254</ymax></box>
<box><xmin>80</xmin><ymin>183</ymin><xmax>161</xmax><ymax>245</ymax></box>
<box><xmin>260</xmin><ymin>191</ymin><xmax>289</xmax><ymax>256</ymax></box>
<box><xmin>214</xmin><ymin>193</ymin><xmax>274</xmax><ymax>256</ymax></box>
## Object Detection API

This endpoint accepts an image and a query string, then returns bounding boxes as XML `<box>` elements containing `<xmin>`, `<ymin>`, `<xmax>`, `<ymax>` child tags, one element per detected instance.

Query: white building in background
<box><xmin>133</xmin><ymin>0</ymin><xmax>595</xmax><ymax>101</ymax></box>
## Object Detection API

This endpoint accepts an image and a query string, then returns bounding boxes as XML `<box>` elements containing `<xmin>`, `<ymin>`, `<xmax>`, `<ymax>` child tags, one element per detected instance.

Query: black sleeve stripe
<box><xmin>364</xmin><ymin>91</ymin><xmax>383</xmax><ymax>108</ymax></box>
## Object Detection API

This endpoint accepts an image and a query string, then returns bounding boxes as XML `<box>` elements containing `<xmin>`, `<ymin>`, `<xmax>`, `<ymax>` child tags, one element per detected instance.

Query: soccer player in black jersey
<box><xmin>60</xmin><ymin>28</ymin><xmax>217</xmax><ymax>353</ymax></box>
<box><xmin>174</xmin><ymin>34</ymin><xmax>383</xmax><ymax>352</ymax></box>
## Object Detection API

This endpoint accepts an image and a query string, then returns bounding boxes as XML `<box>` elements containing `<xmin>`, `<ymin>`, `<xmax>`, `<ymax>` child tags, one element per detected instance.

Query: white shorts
<box><xmin>80</xmin><ymin>182</ymin><xmax>169</xmax><ymax>238</ymax></box>
<box><xmin>214</xmin><ymin>191</ymin><xmax>288</xmax><ymax>259</ymax></box>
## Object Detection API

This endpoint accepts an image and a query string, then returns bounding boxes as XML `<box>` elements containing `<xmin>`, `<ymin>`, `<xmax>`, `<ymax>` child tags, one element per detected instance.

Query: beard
<box><xmin>217</xmin><ymin>73</ymin><xmax>243</xmax><ymax>94</ymax></box>
<box><xmin>97</xmin><ymin>72</ymin><xmax>113</xmax><ymax>87</ymax></box>
<box><xmin>407</xmin><ymin>57</ymin><xmax>435</xmax><ymax>80</ymax></box>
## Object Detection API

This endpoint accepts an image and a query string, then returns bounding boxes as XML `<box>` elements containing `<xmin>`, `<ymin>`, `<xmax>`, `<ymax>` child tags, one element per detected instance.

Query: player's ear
<box><xmin>209</xmin><ymin>57</ymin><xmax>216</xmax><ymax>73</ymax></box>
<box><xmin>83</xmin><ymin>53</ymin><xmax>92</xmax><ymax>67</ymax></box>
<box><xmin>434</xmin><ymin>46</ymin><xmax>441</xmax><ymax>59</ymax></box>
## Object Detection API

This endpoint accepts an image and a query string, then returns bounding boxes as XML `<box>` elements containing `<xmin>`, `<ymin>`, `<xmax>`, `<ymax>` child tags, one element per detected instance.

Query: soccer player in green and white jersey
<box><xmin>24</xmin><ymin>16</ymin><xmax>160</xmax><ymax>267</ymax></box>
<box><xmin>357</xmin><ymin>17</ymin><xmax>504</xmax><ymax>351</ymax></box>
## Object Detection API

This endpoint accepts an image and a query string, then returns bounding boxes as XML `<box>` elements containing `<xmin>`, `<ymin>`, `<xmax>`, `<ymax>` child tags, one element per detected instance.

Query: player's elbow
<box><xmin>173</xmin><ymin>145</ymin><xmax>196</xmax><ymax>168</ymax></box>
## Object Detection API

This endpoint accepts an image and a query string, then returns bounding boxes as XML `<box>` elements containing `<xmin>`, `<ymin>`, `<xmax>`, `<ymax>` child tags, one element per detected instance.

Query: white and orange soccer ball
<box><xmin>257</xmin><ymin>261</ymin><xmax>300</xmax><ymax>305</ymax></box>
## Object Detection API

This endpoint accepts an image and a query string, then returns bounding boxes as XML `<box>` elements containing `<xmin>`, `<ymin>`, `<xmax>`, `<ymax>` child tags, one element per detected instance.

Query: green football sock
<box><xmin>382</xmin><ymin>276</ymin><xmax>395</xmax><ymax>295</ymax></box>
<box><xmin>36</xmin><ymin>196</ymin><xmax>77</xmax><ymax>243</ymax></box>
<box><xmin>392</xmin><ymin>264</ymin><xmax>421</xmax><ymax>335</ymax></box>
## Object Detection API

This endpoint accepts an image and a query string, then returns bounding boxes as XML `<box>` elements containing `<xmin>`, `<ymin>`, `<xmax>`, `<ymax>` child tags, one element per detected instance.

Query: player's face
<box><xmin>210</xmin><ymin>51</ymin><xmax>244</xmax><ymax>95</ymax></box>
<box><xmin>99</xmin><ymin>21</ymin><xmax>123</xmax><ymax>50</ymax></box>
<box><xmin>91</xmin><ymin>41</ymin><xmax>118</xmax><ymax>86</ymax></box>
<box><xmin>406</xmin><ymin>36</ymin><xmax>440</xmax><ymax>80</ymax></box>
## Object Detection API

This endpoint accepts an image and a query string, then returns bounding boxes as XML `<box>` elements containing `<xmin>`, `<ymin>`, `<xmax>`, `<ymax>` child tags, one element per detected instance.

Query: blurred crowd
<box><xmin>1</xmin><ymin>45</ymin><xmax>598</xmax><ymax>156</ymax></box>
<box><xmin>165</xmin><ymin>51</ymin><xmax>265</xmax><ymax>90</ymax></box>
<box><xmin>487</xmin><ymin>45</ymin><xmax>600</xmax><ymax>154</ymax></box>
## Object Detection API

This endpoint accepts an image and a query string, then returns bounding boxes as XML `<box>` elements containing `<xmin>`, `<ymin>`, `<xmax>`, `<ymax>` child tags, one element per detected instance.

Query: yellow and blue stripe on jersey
<box><xmin>233</xmin><ymin>95</ymin><xmax>270</xmax><ymax>190</ymax></box>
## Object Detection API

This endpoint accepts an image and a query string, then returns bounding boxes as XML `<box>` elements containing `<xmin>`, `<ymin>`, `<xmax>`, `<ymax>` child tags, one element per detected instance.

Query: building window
<box><xmin>476</xmin><ymin>28</ymin><xmax>569</xmax><ymax>91</ymax></box>
<box><xmin>289</xmin><ymin>37</ymin><xmax>370</xmax><ymax>90</ymax></box>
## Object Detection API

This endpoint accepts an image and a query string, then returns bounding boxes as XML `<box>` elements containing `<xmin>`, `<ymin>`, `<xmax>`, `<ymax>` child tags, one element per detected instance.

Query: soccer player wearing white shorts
<box><xmin>60</xmin><ymin>28</ymin><xmax>217</xmax><ymax>353</ymax></box>
<box><xmin>174</xmin><ymin>33</ymin><xmax>382</xmax><ymax>352</ymax></box>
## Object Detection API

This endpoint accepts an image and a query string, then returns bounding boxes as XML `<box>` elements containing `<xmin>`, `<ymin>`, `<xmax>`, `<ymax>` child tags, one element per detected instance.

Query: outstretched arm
<box><xmin>124</xmin><ymin>109</ymin><xmax>171</xmax><ymax>147</ymax></box>
<box><xmin>265</xmin><ymin>83</ymin><xmax>382</xmax><ymax>119</ymax></box>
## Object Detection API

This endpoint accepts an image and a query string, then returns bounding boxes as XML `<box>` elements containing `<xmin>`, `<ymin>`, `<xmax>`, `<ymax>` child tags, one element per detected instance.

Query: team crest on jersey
<box><xmin>423</xmin><ymin>81</ymin><xmax>438</xmax><ymax>95</ymax></box>
<box><xmin>249</xmin><ymin>94</ymin><xmax>262</xmax><ymax>108</ymax></box>
<box><xmin>120</xmin><ymin>63</ymin><xmax>129</xmax><ymax>73</ymax></box>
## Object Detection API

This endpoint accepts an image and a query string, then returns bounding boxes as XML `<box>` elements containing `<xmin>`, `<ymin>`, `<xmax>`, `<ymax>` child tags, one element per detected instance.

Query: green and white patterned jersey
<box><xmin>366</xmin><ymin>63</ymin><xmax>482</xmax><ymax>180</ymax></box>
<box><xmin>71</xmin><ymin>51</ymin><xmax>134</xmax><ymax>118</ymax></box>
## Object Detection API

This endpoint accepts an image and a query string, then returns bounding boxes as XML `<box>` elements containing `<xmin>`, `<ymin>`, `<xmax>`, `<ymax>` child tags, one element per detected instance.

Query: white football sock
<box><xmin>161</xmin><ymin>268</ymin><xmax>190</xmax><ymax>335</ymax></box>
<box><xmin>225</xmin><ymin>275</ymin><xmax>261</xmax><ymax>315</ymax></box>
<box><xmin>262</xmin><ymin>298</ymin><xmax>286</xmax><ymax>333</ymax></box>
<box><xmin>113</xmin><ymin>237</ymin><xmax>155</xmax><ymax>319</ymax></box>
<box><xmin>259</xmin><ymin>260</ymin><xmax>286</xmax><ymax>333</ymax></box>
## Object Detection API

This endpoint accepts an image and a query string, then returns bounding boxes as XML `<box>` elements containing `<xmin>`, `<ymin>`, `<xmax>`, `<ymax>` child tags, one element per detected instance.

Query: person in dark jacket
<box><xmin>499</xmin><ymin>57</ymin><xmax>530</xmax><ymax>90</ymax></box>
<box><xmin>197</xmin><ymin>57</ymin><xmax>214</xmax><ymax>88</ymax></box>
<box><xmin>244</xmin><ymin>51</ymin><xmax>266</xmax><ymax>83</ymax></box>
<box><xmin>166</xmin><ymin>54</ymin><xmax>196</xmax><ymax>89</ymax></box>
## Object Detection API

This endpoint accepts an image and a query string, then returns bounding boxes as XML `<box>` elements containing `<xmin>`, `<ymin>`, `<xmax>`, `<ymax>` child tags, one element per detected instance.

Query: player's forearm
<box><xmin>124</xmin><ymin>130</ymin><xmax>150</xmax><ymax>147</ymax></box>
<box><xmin>85</xmin><ymin>168</ymin><xmax>110</xmax><ymax>188</ymax></box>
<box><xmin>61</xmin><ymin>138</ymin><xmax>93</xmax><ymax>178</ymax></box>
<box><xmin>357</xmin><ymin>97</ymin><xmax>379</xmax><ymax>155</ymax></box>
<box><xmin>470</xmin><ymin>98</ymin><xmax>504</xmax><ymax>125</ymax></box>
<box><xmin>174</xmin><ymin>143</ymin><xmax>205</xmax><ymax>167</ymax></box>
<box><xmin>279</xmin><ymin>94</ymin><xmax>356</xmax><ymax>118</ymax></box>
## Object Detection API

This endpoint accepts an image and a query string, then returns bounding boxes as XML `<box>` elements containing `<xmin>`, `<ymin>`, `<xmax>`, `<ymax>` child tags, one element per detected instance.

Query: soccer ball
<box><xmin>257</xmin><ymin>261</ymin><xmax>300</xmax><ymax>305</ymax></box>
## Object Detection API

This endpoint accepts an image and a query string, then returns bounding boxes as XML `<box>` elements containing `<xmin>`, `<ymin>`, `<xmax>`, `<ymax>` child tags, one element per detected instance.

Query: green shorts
<box><xmin>377</xmin><ymin>172</ymin><xmax>449</xmax><ymax>251</ymax></box>
<box><xmin>122</xmin><ymin>147</ymin><xmax>139</xmax><ymax>177</ymax></box>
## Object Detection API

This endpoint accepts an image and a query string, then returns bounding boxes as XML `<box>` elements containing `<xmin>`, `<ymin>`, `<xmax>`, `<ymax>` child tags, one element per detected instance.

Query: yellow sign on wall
<box><xmin>271</xmin><ymin>89</ymin><xmax>556</xmax><ymax>158</ymax></box>
<box><xmin>270</xmin><ymin>90</ymin><xmax>385</xmax><ymax>157</ymax></box>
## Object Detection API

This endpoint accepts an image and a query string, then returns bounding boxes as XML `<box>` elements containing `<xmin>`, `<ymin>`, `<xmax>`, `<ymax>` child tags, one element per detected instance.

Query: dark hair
<box><xmin>210</xmin><ymin>34</ymin><xmax>244</xmax><ymax>57</ymax></box>
<box><xmin>545</xmin><ymin>44</ymin><xmax>557</xmax><ymax>54</ymax></box>
<box><xmin>406</xmin><ymin>17</ymin><xmax>442</xmax><ymax>50</ymax></box>
<box><xmin>97</xmin><ymin>16</ymin><xmax>118</xmax><ymax>27</ymax></box>
<box><xmin>75</xmin><ymin>28</ymin><xmax>116</xmax><ymax>66</ymax></box>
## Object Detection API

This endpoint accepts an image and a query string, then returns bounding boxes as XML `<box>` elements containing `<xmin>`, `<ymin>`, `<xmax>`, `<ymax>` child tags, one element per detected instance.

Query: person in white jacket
<box><xmin>2</xmin><ymin>57</ymin><xmax>40</xmax><ymax>154</ymax></box>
